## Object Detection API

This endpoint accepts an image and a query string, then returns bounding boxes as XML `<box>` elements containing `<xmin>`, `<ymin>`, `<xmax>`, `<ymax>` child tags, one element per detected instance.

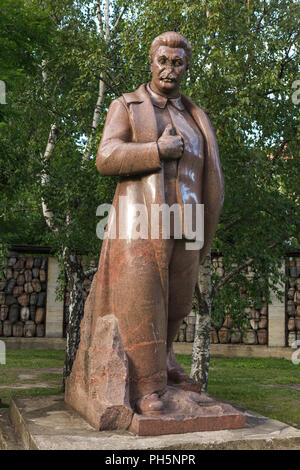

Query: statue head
<box><xmin>149</xmin><ymin>32</ymin><xmax>191</xmax><ymax>97</ymax></box>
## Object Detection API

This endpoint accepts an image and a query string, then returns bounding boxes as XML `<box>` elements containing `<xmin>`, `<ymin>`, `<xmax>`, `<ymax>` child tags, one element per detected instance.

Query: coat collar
<box><xmin>122</xmin><ymin>84</ymin><xmax>158</xmax><ymax>143</ymax></box>
<box><xmin>122</xmin><ymin>84</ymin><xmax>213</xmax><ymax>160</ymax></box>
<box><xmin>122</xmin><ymin>83</ymin><xmax>184</xmax><ymax>111</ymax></box>
<box><xmin>146</xmin><ymin>83</ymin><xmax>185</xmax><ymax>111</ymax></box>
<box><xmin>122</xmin><ymin>84</ymin><xmax>147</xmax><ymax>104</ymax></box>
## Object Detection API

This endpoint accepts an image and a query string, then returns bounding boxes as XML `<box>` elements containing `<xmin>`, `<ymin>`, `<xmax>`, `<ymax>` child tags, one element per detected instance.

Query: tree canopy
<box><xmin>1</xmin><ymin>0</ymin><xmax>299</xmax><ymax>326</ymax></box>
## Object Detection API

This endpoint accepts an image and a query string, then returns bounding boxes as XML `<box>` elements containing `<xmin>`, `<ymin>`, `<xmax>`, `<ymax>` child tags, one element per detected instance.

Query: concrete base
<box><xmin>0</xmin><ymin>408</ymin><xmax>23</xmax><ymax>450</ymax></box>
<box><xmin>8</xmin><ymin>395</ymin><xmax>300</xmax><ymax>450</ymax></box>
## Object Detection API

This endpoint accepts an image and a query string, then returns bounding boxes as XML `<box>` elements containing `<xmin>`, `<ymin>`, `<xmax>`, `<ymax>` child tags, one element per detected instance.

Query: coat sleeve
<box><xmin>96</xmin><ymin>98</ymin><xmax>162</xmax><ymax>176</ymax></box>
<box><xmin>199</xmin><ymin>109</ymin><xmax>225</xmax><ymax>265</ymax></box>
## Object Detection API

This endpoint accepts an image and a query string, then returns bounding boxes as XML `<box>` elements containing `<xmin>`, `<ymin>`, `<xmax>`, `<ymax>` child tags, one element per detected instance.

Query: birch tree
<box><xmin>191</xmin><ymin>251</ymin><xmax>212</xmax><ymax>392</ymax></box>
<box><xmin>36</xmin><ymin>0</ymin><xmax>129</xmax><ymax>385</ymax></box>
<box><xmin>1</xmin><ymin>0</ymin><xmax>129</xmax><ymax>385</ymax></box>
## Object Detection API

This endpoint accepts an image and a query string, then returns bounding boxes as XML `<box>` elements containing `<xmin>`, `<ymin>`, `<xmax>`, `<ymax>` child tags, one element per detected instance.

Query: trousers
<box><xmin>96</xmin><ymin>236</ymin><xmax>200</xmax><ymax>401</ymax></box>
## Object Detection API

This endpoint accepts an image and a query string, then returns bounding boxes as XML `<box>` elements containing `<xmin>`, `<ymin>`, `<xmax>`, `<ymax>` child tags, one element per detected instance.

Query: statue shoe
<box><xmin>167</xmin><ymin>348</ymin><xmax>202</xmax><ymax>392</ymax></box>
<box><xmin>135</xmin><ymin>392</ymin><xmax>164</xmax><ymax>416</ymax></box>
<box><xmin>167</xmin><ymin>367</ymin><xmax>202</xmax><ymax>393</ymax></box>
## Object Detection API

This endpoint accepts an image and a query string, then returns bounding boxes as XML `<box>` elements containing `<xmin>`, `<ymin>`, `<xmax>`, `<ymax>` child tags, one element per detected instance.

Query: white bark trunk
<box><xmin>40</xmin><ymin>59</ymin><xmax>58</xmax><ymax>229</ymax></box>
<box><xmin>82</xmin><ymin>79</ymin><xmax>106</xmax><ymax>161</ymax></box>
<box><xmin>191</xmin><ymin>250</ymin><xmax>212</xmax><ymax>392</ymax></box>
<box><xmin>82</xmin><ymin>0</ymin><xmax>127</xmax><ymax>161</ymax></box>
<box><xmin>62</xmin><ymin>250</ymin><xmax>85</xmax><ymax>389</ymax></box>
<box><xmin>40</xmin><ymin>124</ymin><xmax>58</xmax><ymax>229</ymax></box>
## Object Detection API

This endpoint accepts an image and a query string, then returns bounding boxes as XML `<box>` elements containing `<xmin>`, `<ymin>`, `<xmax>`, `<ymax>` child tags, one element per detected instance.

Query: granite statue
<box><xmin>65</xmin><ymin>32</ymin><xmax>246</xmax><ymax>435</ymax></box>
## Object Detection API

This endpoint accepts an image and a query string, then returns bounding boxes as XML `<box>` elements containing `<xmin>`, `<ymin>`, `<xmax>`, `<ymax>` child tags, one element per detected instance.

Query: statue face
<box><xmin>150</xmin><ymin>46</ymin><xmax>187</xmax><ymax>96</ymax></box>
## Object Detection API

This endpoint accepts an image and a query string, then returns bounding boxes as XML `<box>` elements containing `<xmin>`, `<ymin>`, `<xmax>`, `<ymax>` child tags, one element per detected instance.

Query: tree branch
<box><xmin>110</xmin><ymin>5</ymin><xmax>127</xmax><ymax>38</ymax></box>
<box><xmin>98</xmin><ymin>73</ymin><xmax>121</xmax><ymax>95</ymax></box>
<box><xmin>278</xmin><ymin>33</ymin><xmax>299</xmax><ymax>80</ymax></box>
<box><xmin>0</xmin><ymin>207</ymin><xmax>40</xmax><ymax>218</ymax></box>
<box><xmin>213</xmin><ymin>234</ymin><xmax>288</xmax><ymax>296</ymax></box>
<box><xmin>84</xmin><ymin>267</ymin><xmax>97</xmax><ymax>277</ymax></box>
<box><xmin>254</xmin><ymin>2</ymin><xmax>267</xmax><ymax>33</ymax></box>
<box><xmin>222</xmin><ymin>217</ymin><xmax>243</xmax><ymax>232</ymax></box>
<box><xmin>96</xmin><ymin>0</ymin><xmax>105</xmax><ymax>38</ymax></box>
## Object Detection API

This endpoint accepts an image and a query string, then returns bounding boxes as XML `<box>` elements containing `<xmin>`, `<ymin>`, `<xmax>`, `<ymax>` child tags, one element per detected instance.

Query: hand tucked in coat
<box><xmin>157</xmin><ymin>124</ymin><xmax>183</xmax><ymax>161</ymax></box>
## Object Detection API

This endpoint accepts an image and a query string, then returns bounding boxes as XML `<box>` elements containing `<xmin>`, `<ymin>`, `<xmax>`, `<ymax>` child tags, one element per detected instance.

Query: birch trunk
<box><xmin>62</xmin><ymin>250</ymin><xmax>85</xmax><ymax>390</ymax></box>
<box><xmin>63</xmin><ymin>0</ymin><xmax>127</xmax><ymax>380</ymax></box>
<box><xmin>191</xmin><ymin>250</ymin><xmax>212</xmax><ymax>392</ymax></box>
<box><xmin>40</xmin><ymin>1</ymin><xmax>127</xmax><ymax>388</ymax></box>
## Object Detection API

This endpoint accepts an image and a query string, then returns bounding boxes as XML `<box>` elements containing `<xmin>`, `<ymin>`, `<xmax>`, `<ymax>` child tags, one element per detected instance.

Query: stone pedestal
<box><xmin>65</xmin><ymin>278</ymin><xmax>245</xmax><ymax>435</ymax></box>
<box><xmin>129</xmin><ymin>388</ymin><xmax>245</xmax><ymax>436</ymax></box>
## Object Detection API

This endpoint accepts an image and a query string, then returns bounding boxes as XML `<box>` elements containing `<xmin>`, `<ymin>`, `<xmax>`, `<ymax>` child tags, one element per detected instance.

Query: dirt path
<box><xmin>0</xmin><ymin>368</ymin><xmax>62</xmax><ymax>391</ymax></box>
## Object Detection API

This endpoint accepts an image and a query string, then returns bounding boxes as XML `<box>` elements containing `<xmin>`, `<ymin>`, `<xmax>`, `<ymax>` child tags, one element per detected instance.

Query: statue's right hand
<box><xmin>157</xmin><ymin>124</ymin><xmax>183</xmax><ymax>160</ymax></box>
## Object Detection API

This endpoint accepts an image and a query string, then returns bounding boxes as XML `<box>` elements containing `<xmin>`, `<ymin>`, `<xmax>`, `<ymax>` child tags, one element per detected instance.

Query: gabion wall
<box><xmin>175</xmin><ymin>256</ymin><xmax>268</xmax><ymax>345</ymax></box>
<box><xmin>286</xmin><ymin>256</ymin><xmax>300</xmax><ymax>347</ymax></box>
<box><xmin>0</xmin><ymin>253</ymin><xmax>47</xmax><ymax>338</ymax></box>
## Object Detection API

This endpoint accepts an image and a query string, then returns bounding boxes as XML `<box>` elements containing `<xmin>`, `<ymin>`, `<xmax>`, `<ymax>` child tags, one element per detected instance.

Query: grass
<box><xmin>0</xmin><ymin>349</ymin><xmax>65</xmax><ymax>408</ymax></box>
<box><xmin>0</xmin><ymin>350</ymin><xmax>299</xmax><ymax>429</ymax></box>
<box><xmin>3</xmin><ymin>349</ymin><xmax>65</xmax><ymax>368</ymax></box>
<box><xmin>178</xmin><ymin>354</ymin><xmax>300</xmax><ymax>429</ymax></box>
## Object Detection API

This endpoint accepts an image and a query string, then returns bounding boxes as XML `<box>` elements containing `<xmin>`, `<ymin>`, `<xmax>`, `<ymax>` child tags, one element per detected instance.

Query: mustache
<box><xmin>159</xmin><ymin>74</ymin><xmax>176</xmax><ymax>81</ymax></box>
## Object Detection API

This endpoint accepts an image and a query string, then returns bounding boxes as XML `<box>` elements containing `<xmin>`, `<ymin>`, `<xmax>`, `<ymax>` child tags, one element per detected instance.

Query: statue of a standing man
<box><xmin>66</xmin><ymin>32</ymin><xmax>225</xmax><ymax>429</ymax></box>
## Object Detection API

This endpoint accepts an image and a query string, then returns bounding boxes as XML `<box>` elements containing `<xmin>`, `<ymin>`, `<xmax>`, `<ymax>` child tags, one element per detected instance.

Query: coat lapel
<box><xmin>122</xmin><ymin>84</ymin><xmax>158</xmax><ymax>143</ymax></box>
<box><xmin>181</xmin><ymin>94</ymin><xmax>218</xmax><ymax>166</ymax></box>
<box><xmin>122</xmin><ymin>85</ymin><xmax>168</xmax><ymax>311</ymax></box>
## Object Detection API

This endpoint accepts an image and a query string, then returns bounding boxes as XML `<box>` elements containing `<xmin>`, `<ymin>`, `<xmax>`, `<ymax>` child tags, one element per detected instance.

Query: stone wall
<box><xmin>174</xmin><ymin>256</ymin><xmax>269</xmax><ymax>345</ymax></box>
<box><xmin>0</xmin><ymin>253</ymin><xmax>48</xmax><ymax>338</ymax></box>
<box><xmin>286</xmin><ymin>256</ymin><xmax>300</xmax><ymax>347</ymax></box>
<box><xmin>2</xmin><ymin>248</ymin><xmax>299</xmax><ymax>350</ymax></box>
<box><xmin>63</xmin><ymin>255</ymin><xmax>270</xmax><ymax>346</ymax></box>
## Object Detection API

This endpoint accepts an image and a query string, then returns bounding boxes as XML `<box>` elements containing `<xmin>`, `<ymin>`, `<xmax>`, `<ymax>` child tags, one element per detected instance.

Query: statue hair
<box><xmin>149</xmin><ymin>31</ymin><xmax>192</xmax><ymax>67</ymax></box>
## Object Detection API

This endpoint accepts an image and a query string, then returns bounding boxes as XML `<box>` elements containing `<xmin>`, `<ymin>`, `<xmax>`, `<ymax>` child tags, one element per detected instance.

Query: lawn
<box><xmin>0</xmin><ymin>350</ymin><xmax>299</xmax><ymax>429</ymax></box>
<box><xmin>0</xmin><ymin>349</ymin><xmax>65</xmax><ymax>407</ymax></box>
<box><xmin>178</xmin><ymin>354</ymin><xmax>300</xmax><ymax>429</ymax></box>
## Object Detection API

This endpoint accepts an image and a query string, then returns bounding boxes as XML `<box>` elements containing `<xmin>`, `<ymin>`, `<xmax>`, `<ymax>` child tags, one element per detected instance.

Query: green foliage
<box><xmin>0</xmin><ymin>0</ymin><xmax>118</xmax><ymax>257</ymax></box>
<box><xmin>0</xmin><ymin>0</ymin><xmax>54</xmax><ymax>250</ymax></box>
<box><xmin>119</xmin><ymin>0</ymin><xmax>299</xmax><ymax>321</ymax></box>
<box><xmin>0</xmin><ymin>0</ymin><xmax>299</xmax><ymax>324</ymax></box>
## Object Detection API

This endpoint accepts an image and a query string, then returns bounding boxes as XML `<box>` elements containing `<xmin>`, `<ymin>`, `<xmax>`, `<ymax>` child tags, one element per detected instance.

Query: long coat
<box><xmin>97</xmin><ymin>83</ymin><xmax>224</xmax><ymax>289</ymax></box>
<box><xmin>65</xmin><ymin>84</ymin><xmax>224</xmax><ymax>426</ymax></box>
<box><xmin>89</xmin><ymin>83</ymin><xmax>225</xmax><ymax>400</ymax></box>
